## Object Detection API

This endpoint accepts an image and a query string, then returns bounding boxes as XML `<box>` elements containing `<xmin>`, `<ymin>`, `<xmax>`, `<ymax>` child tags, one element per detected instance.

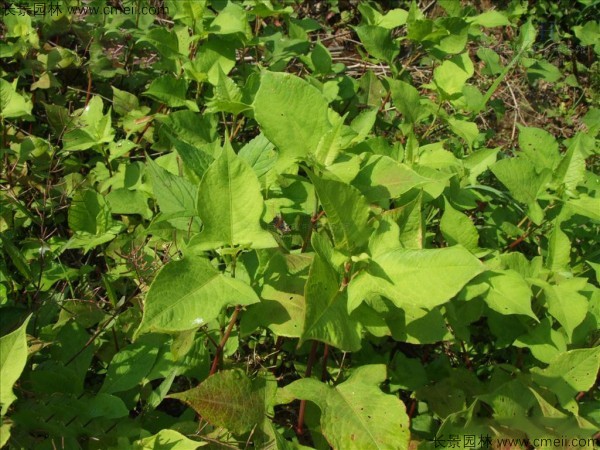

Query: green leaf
<box><xmin>159</xmin><ymin>110</ymin><xmax>217</xmax><ymax>148</ymax></box>
<box><xmin>478</xmin><ymin>270</ymin><xmax>537</xmax><ymax>320</ymax></box>
<box><xmin>144</xmin><ymin>75</ymin><xmax>198</xmax><ymax>111</ymax></box>
<box><xmin>0</xmin><ymin>235</ymin><xmax>33</xmax><ymax>281</ymax></box>
<box><xmin>435</xmin><ymin>18</ymin><xmax>469</xmax><ymax>55</ymax></box>
<box><xmin>467</xmin><ymin>11</ymin><xmax>510</xmax><ymax>27</ymax></box>
<box><xmin>135</xmin><ymin>255</ymin><xmax>259</xmax><ymax>336</ymax></box>
<box><xmin>541</xmin><ymin>278</ymin><xmax>588</xmax><ymax>340</ymax></box>
<box><xmin>447</xmin><ymin>118</ymin><xmax>478</xmax><ymax>149</ymax></box>
<box><xmin>313</xmin><ymin>113</ymin><xmax>344</xmax><ymax>167</ymax></box>
<box><xmin>311</xmin><ymin>41</ymin><xmax>332</xmax><ymax>74</ymax></box>
<box><xmin>241</xmin><ymin>260</ymin><xmax>306</xmax><ymax>338</ymax></box>
<box><xmin>531</xmin><ymin>347</ymin><xmax>600</xmax><ymax>411</ymax></box>
<box><xmin>432</xmin><ymin>52</ymin><xmax>474</xmax><ymax>98</ymax></box>
<box><xmin>0</xmin><ymin>315</ymin><xmax>30</xmax><ymax>415</ymax></box>
<box><xmin>134</xmin><ymin>429</ymin><xmax>206</xmax><ymax>449</ymax></box>
<box><xmin>283</xmin><ymin>365</ymin><xmax>409</xmax><ymax>450</ymax></box>
<box><xmin>359</xmin><ymin>70</ymin><xmax>387</xmax><ymax>107</ymax></box>
<box><xmin>566</xmin><ymin>195</ymin><xmax>600</xmax><ymax>221</ymax></box>
<box><xmin>464</xmin><ymin>148</ymin><xmax>498</xmax><ymax>183</ymax></box>
<box><xmin>388</xmin><ymin>304</ymin><xmax>452</xmax><ymax>344</ymax></box>
<box><xmin>348</xmin><ymin>246</ymin><xmax>483</xmax><ymax>311</ymax></box>
<box><xmin>238</xmin><ymin>133</ymin><xmax>277</xmax><ymax>182</ymax></box>
<box><xmin>100</xmin><ymin>335</ymin><xmax>164</xmax><ymax>394</ymax></box>
<box><xmin>82</xmin><ymin>393</ymin><xmax>128</xmax><ymax>420</ymax></box>
<box><xmin>169</xmin><ymin>370</ymin><xmax>276</xmax><ymax>435</ymax></box>
<box><xmin>491</xmin><ymin>156</ymin><xmax>550</xmax><ymax>224</ymax></box>
<box><xmin>379</xmin><ymin>9</ymin><xmax>408</xmax><ymax>28</ymax></box>
<box><xmin>301</xmin><ymin>253</ymin><xmax>362</xmax><ymax>352</ymax></box>
<box><xmin>164</xmin><ymin>133</ymin><xmax>215</xmax><ymax>181</ymax></box>
<box><xmin>206</xmin><ymin>68</ymin><xmax>251</xmax><ymax>114</ymax></box>
<box><xmin>354</xmin><ymin>25</ymin><xmax>399</xmax><ymax>64</ymax></box>
<box><xmin>477</xmin><ymin>48</ymin><xmax>503</xmax><ymax>75</ymax></box>
<box><xmin>309</xmin><ymin>171</ymin><xmax>372</xmax><ymax>254</ymax></box>
<box><xmin>137</xmin><ymin>28</ymin><xmax>182</xmax><ymax>61</ymax></box>
<box><xmin>183</xmin><ymin>36</ymin><xmax>237</xmax><ymax>85</ymax></box>
<box><xmin>518</xmin><ymin>126</ymin><xmax>561</xmax><ymax>171</ymax></box>
<box><xmin>352</xmin><ymin>155</ymin><xmax>432</xmax><ymax>203</ymax></box>
<box><xmin>190</xmin><ymin>144</ymin><xmax>277</xmax><ymax>250</ymax></box>
<box><xmin>522</xmin><ymin>58</ymin><xmax>562</xmax><ymax>83</ymax></box>
<box><xmin>111</xmin><ymin>86</ymin><xmax>139</xmax><ymax>116</ymax></box>
<box><xmin>147</xmin><ymin>158</ymin><xmax>201</xmax><ymax>232</ymax></box>
<box><xmin>253</xmin><ymin>71</ymin><xmax>333</xmax><ymax>170</ymax></box>
<box><xmin>554</xmin><ymin>133</ymin><xmax>588</xmax><ymax>193</ymax></box>
<box><xmin>573</xmin><ymin>20</ymin><xmax>600</xmax><ymax>53</ymax></box>
<box><xmin>66</xmin><ymin>189</ymin><xmax>122</xmax><ymax>250</ymax></box>
<box><xmin>0</xmin><ymin>78</ymin><xmax>33</xmax><ymax>119</ymax></box>
<box><xmin>62</xmin><ymin>96</ymin><xmax>115</xmax><ymax>151</ymax></box>
<box><xmin>514</xmin><ymin>318</ymin><xmax>567</xmax><ymax>364</ymax></box>
<box><xmin>0</xmin><ymin>423</ymin><xmax>10</xmax><ymax>447</ymax></box>
<box><xmin>546</xmin><ymin>209</ymin><xmax>571</xmax><ymax>272</ymax></box>
<box><xmin>440</xmin><ymin>200</ymin><xmax>479</xmax><ymax>250</ymax></box>
<box><xmin>106</xmin><ymin>188</ymin><xmax>152</xmax><ymax>219</ymax></box>
<box><xmin>390</xmin><ymin>353</ymin><xmax>428</xmax><ymax>391</ymax></box>
<box><xmin>388</xmin><ymin>78</ymin><xmax>422</xmax><ymax>124</ymax></box>
<box><xmin>209</xmin><ymin>2</ymin><xmax>251</xmax><ymax>39</ymax></box>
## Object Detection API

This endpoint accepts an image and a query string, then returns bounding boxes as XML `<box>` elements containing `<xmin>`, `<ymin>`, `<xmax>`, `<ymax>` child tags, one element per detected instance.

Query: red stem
<box><xmin>296</xmin><ymin>341</ymin><xmax>319</xmax><ymax>435</ymax></box>
<box><xmin>321</xmin><ymin>344</ymin><xmax>329</xmax><ymax>381</ymax></box>
<box><xmin>209</xmin><ymin>305</ymin><xmax>241</xmax><ymax>376</ymax></box>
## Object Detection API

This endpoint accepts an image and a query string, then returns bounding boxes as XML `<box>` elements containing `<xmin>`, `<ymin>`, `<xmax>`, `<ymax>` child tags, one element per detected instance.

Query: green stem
<box><xmin>477</xmin><ymin>45</ymin><xmax>530</xmax><ymax>114</ymax></box>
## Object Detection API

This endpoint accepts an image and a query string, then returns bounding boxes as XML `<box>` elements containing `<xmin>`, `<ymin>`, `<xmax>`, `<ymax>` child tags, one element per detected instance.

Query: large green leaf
<box><xmin>135</xmin><ymin>255</ymin><xmax>259</xmax><ymax>336</ymax></box>
<box><xmin>301</xmin><ymin>253</ymin><xmax>362</xmax><ymax>352</ymax></box>
<box><xmin>62</xmin><ymin>96</ymin><xmax>114</xmax><ymax>151</ymax></box>
<box><xmin>241</xmin><ymin>268</ymin><xmax>306</xmax><ymax>338</ymax></box>
<box><xmin>352</xmin><ymin>155</ymin><xmax>432</xmax><ymax>203</ymax></box>
<box><xmin>147</xmin><ymin>157</ymin><xmax>201</xmax><ymax>232</ymax></box>
<box><xmin>190</xmin><ymin>144</ymin><xmax>276</xmax><ymax>250</ymax></box>
<box><xmin>134</xmin><ymin>429</ymin><xmax>206</xmax><ymax>449</ymax></box>
<box><xmin>348</xmin><ymin>246</ymin><xmax>484</xmax><ymax>311</ymax></box>
<box><xmin>566</xmin><ymin>194</ymin><xmax>600</xmax><ymax>221</ymax></box>
<box><xmin>388</xmin><ymin>78</ymin><xmax>423</xmax><ymax>124</ymax></box>
<box><xmin>283</xmin><ymin>365</ymin><xmax>409</xmax><ymax>450</ymax></box>
<box><xmin>440</xmin><ymin>199</ymin><xmax>479</xmax><ymax>250</ymax></box>
<box><xmin>0</xmin><ymin>315</ymin><xmax>30</xmax><ymax>416</ymax></box>
<box><xmin>540</xmin><ymin>278</ymin><xmax>588</xmax><ymax>340</ymax></box>
<box><xmin>169</xmin><ymin>370</ymin><xmax>276</xmax><ymax>435</ymax></box>
<box><xmin>354</xmin><ymin>25</ymin><xmax>399</xmax><ymax>65</ymax></box>
<box><xmin>253</xmin><ymin>71</ymin><xmax>332</xmax><ymax>170</ymax></box>
<box><xmin>143</xmin><ymin>75</ymin><xmax>198</xmax><ymax>111</ymax></box>
<box><xmin>208</xmin><ymin>2</ymin><xmax>252</xmax><ymax>38</ymax></box>
<box><xmin>310</xmin><ymin>172</ymin><xmax>372</xmax><ymax>254</ymax></box>
<box><xmin>100</xmin><ymin>335</ymin><xmax>165</xmax><ymax>394</ymax></box>
<box><xmin>492</xmin><ymin>154</ymin><xmax>552</xmax><ymax>204</ymax></box>
<box><xmin>432</xmin><ymin>52</ymin><xmax>474</xmax><ymax>98</ymax></box>
<box><xmin>518</xmin><ymin>126</ymin><xmax>561</xmax><ymax>171</ymax></box>
<box><xmin>554</xmin><ymin>133</ymin><xmax>589</xmax><ymax>193</ymax></box>
<box><xmin>0</xmin><ymin>78</ymin><xmax>33</xmax><ymax>119</ymax></box>
<box><xmin>478</xmin><ymin>270</ymin><xmax>537</xmax><ymax>320</ymax></box>
<box><xmin>546</xmin><ymin>209</ymin><xmax>571</xmax><ymax>272</ymax></box>
<box><xmin>513</xmin><ymin>318</ymin><xmax>567</xmax><ymax>364</ymax></box>
<box><xmin>206</xmin><ymin>68</ymin><xmax>251</xmax><ymax>115</ymax></box>
<box><xmin>491</xmin><ymin>156</ymin><xmax>550</xmax><ymax>224</ymax></box>
<box><xmin>66</xmin><ymin>189</ymin><xmax>123</xmax><ymax>251</ymax></box>
<box><xmin>531</xmin><ymin>347</ymin><xmax>600</xmax><ymax>411</ymax></box>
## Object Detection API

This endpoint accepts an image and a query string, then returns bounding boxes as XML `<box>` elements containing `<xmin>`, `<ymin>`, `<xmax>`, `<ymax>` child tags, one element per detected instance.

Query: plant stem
<box><xmin>296</xmin><ymin>341</ymin><xmax>319</xmax><ymax>435</ymax></box>
<box><xmin>321</xmin><ymin>344</ymin><xmax>329</xmax><ymax>381</ymax></box>
<box><xmin>209</xmin><ymin>305</ymin><xmax>241</xmax><ymax>376</ymax></box>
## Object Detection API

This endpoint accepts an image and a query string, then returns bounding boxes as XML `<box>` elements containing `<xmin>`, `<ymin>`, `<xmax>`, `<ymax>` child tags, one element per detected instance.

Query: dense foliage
<box><xmin>1</xmin><ymin>1</ymin><xmax>599</xmax><ymax>449</ymax></box>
